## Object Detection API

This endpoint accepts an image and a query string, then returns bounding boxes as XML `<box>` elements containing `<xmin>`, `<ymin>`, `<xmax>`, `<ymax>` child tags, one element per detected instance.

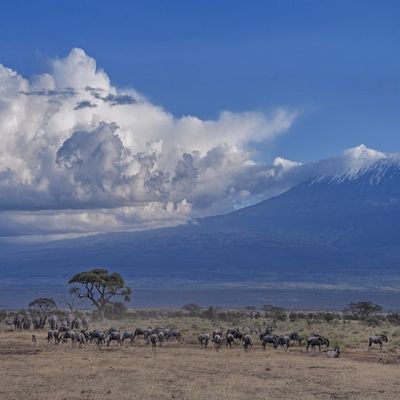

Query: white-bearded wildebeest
<box><xmin>107</xmin><ymin>329</ymin><xmax>122</xmax><ymax>346</ymax></box>
<box><xmin>149</xmin><ymin>333</ymin><xmax>158</xmax><ymax>349</ymax></box>
<box><xmin>226</xmin><ymin>328</ymin><xmax>243</xmax><ymax>341</ymax></box>
<box><xmin>260</xmin><ymin>334</ymin><xmax>278</xmax><ymax>350</ymax></box>
<box><xmin>212</xmin><ymin>334</ymin><xmax>224</xmax><ymax>351</ymax></box>
<box><xmin>22</xmin><ymin>316</ymin><xmax>32</xmax><ymax>330</ymax></box>
<box><xmin>47</xmin><ymin>329</ymin><xmax>60</xmax><ymax>344</ymax></box>
<box><xmin>122</xmin><ymin>331</ymin><xmax>135</xmax><ymax>344</ymax></box>
<box><xmin>132</xmin><ymin>327</ymin><xmax>147</xmax><ymax>340</ymax></box>
<box><xmin>242</xmin><ymin>334</ymin><xmax>252</xmax><ymax>351</ymax></box>
<box><xmin>368</xmin><ymin>334</ymin><xmax>388</xmax><ymax>351</ymax></box>
<box><xmin>48</xmin><ymin>315</ymin><xmax>58</xmax><ymax>330</ymax></box>
<box><xmin>198</xmin><ymin>333</ymin><xmax>210</xmax><ymax>348</ymax></box>
<box><xmin>288</xmin><ymin>331</ymin><xmax>302</xmax><ymax>345</ymax></box>
<box><xmin>166</xmin><ymin>329</ymin><xmax>182</xmax><ymax>342</ymax></box>
<box><xmin>277</xmin><ymin>335</ymin><xmax>290</xmax><ymax>350</ymax></box>
<box><xmin>306</xmin><ymin>335</ymin><xmax>330</xmax><ymax>352</ymax></box>
<box><xmin>326</xmin><ymin>346</ymin><xmax>341</xmax><ymax>358</ymax></box>
<box><xmin>32</xmin><ymin>316</ymin><xmax>47</xmax><ymax>330</ymax></box>
<box><xmin>13</xmin><ymin>314</ymin><xmax>23</xmax><ymax>330</ymax></box>
<box><xmin>226</xmin><ymin>333</ymin><xmax>235</xmax><ymax>349</ymax></box>
<box><xmin>212</xmin><ymin>328</ymin><xmax>224</xmax><ymax>339</ymax></box>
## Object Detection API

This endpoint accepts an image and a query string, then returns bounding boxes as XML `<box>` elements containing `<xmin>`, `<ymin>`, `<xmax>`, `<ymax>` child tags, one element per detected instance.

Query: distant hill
<box><xmin>2</xmin><ymin>158</ymin><xmax>400</xmax><ymax>308</ymax></box>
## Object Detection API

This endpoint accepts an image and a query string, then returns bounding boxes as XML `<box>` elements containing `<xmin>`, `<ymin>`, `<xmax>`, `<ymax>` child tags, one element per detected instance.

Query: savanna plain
<box><xmin>1</xmin><ymin>312</ymin><xmax>400</xmax><ymax>400</ymax></box>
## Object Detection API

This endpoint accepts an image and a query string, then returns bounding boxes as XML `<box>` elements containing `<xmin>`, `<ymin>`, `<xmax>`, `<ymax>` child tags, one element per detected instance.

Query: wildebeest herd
<box><xmin>4</xmin><ymin>313</ymin><xmax>390</xmax><ymax>357</ymax></box>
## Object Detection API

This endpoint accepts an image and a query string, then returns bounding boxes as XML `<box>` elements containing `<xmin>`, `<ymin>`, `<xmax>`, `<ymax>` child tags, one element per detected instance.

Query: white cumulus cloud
<box><xmin>0</xmin><ymin>48</ymin><xmax>298</xmax><ymax>238</ymax></box>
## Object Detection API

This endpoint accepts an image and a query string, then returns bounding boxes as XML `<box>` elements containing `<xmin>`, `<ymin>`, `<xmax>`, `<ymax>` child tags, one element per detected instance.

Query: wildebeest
<box><xmin>158</xmin><ymin>331</ymin><xmax>165</xmax><ymax>346</ymax></box>
<box><xmin>212</xmin><ymin>327</ymin><xmax>224</xmax><ymax>339</ymax></box>
<box><xmin>22</xmin><ymin>316</ymin><xmax>32</xmax><ymax>330</ymax></box>
<box><xmin>212</xmin><ymin>334</ymin><xmax>224</xmax><ymax>351</ymax></box>
<box><xmin>277</xmin><ymin>335</ymin><xmax>290</xmax><ymax>350</ymax></box>
<box><xmin>306</xmin><ymin>335</ymin><xmax>330</xmax><ymax>352</ymax></box>
<box><xmin>261</xmin><ymin>334</ymin><xmax>278</xmax><ymax>350</ymax></box>
<box><xmin>166</xmin><ymin>329</ymin><xmax>182</xmax><ymax>342</ymax></box>
<box><xmin>48</xmin><ymin>315</ymin><xmax>58</xmax><ymax>330</ymax></box>
<box><xmin>32</xmin><ymin>316</ymin><xmax>47</xmax><ymax>330</ymax></box>
<box><xmin>72</xmin><ymin>332</ymin><xmax>86</xmax><ymax>348</ymax></box>
<box><xmin>198</xmin><ymin>333</ymin><xmax>210</xmax><ymax>348</ymax></box>
<box><xmin>226</xmin><ymin>328</ymin><xmax>243</xmax><ymax>341</ymax></box>
<box><xmin>91</xmin><ymin>330</ymin><xmax>106</xmax><ymax>347</ymax></box>
<box><xmin>226</xmin><ymin>333</ymin><xmax>235</xmax><ymax>349</ymax></box>
<box><xmin>368</xmin><ymin>334</ymin><xmax>388</xmax><ymax>350</ymax></box>
<box><xmin>149</xmin><ymin>333</ymin><xmax>158</xmax><ymax>349</ymax></box>
<box><xmin>132</xmin><ymin>327</ymin><xmax>147</xmax><ymax>340</ymax></box>
<box><xmin>288</xmin><ymin>331</ymin><xmax>302</xmax><ymax>345</ymax></box>
<box><xmin>71</xmin><ymin>318</ymin><xmax>82</xmax><ymax>330</ymax></box>
<box><xmin>122</xmin><ymin>331</ymin><xmax>135</xmax><ymax>344</ymax></box>
<box><xmin>107</xmin><ymin>330</ymin><xmax>122</xmax><ymax>346</ymax></box>
<box><xmin>242</xmin><ymin>334</ymin><xmax>252</xmax><ymax>351</ymax></box>
<box><xmin>326</xmin><ymin>346</ymin><xmax>341</xmax><ymax>358</ymax></box>
<box><xmin>13</xmin><ymin>314</ymin><xmax>23</xmax><ymax>330</ymax></box>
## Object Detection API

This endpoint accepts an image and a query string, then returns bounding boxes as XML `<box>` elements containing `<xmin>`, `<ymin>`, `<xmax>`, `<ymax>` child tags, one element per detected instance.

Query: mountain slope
<box><xmin>1</xmin><ymin>159</ymin><xmax>400</xmax><ymax>290</ymax></box>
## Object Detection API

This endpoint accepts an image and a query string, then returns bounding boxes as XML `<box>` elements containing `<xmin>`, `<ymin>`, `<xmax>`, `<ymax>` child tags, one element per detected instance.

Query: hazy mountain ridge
<box><xmin>2</xmin><ymin>158</ymin><xmax>400</xmax><ymax>290</ymax></box>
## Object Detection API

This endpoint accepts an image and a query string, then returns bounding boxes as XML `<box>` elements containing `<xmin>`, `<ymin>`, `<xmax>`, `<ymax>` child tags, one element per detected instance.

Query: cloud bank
<box><xmin>0</xmin><ymin>48</ymin><xmax>299</xmax><ymax>238</ymax></box>
<box><xmin>0</xmin><ymin>49</ymin><xmax>395</xmax><ymax>239</ymax></box>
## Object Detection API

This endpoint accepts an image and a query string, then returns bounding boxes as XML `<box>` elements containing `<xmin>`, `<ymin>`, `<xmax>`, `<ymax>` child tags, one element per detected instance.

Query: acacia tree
<box><xmin>28</xmin><ymin>298</ymin><xmax>57</xmax><ymax>315</ymax></box>
<box><xmin>344</xmin><ymin>301</ymin><xmax>383</xmax><ymax>319</ymax></box>
<box><xmin>68</xmin><ymin>268</ymin><xmax>131</xmax><ymax>319</ymax></box>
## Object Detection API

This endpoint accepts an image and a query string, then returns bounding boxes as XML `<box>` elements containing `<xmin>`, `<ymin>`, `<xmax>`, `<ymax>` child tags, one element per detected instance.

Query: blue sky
<box><xmin>1</xmin><ymin>1</ymin><xmax>399</xmax><ymax>163</ymax></box>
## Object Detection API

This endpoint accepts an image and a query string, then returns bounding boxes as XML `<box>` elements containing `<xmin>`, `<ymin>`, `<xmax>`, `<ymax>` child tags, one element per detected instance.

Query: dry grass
<box><xmin>1</xmin><ymin>317</ymin><xmax>400</xmax><ymax>400</ymax></box>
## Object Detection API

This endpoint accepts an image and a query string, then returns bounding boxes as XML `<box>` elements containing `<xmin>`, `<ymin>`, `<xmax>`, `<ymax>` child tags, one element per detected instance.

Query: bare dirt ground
<box><xmin>1</xmin><ymin>321</ymin><xmax>399</xmax><ymax>400</ymax></box>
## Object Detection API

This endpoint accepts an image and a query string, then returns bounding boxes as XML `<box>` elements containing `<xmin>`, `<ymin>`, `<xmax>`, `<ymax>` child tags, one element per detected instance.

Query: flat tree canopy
<box><xmin>344</xmin><ymin>301</ymin><xmax>383</xmax><ymax>319</ymax></box>
<box><xmin>68</xmin><ymin>268</ymin><xmax>131</xmax><ymax>319</ymax></box>
<box><xmin>28</xmin><ymin>297</ymin><xmax>57</xmax><ymax>314</ymax></box>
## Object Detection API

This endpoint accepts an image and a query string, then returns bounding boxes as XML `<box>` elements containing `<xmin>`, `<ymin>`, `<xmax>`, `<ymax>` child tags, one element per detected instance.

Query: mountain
<box><xmin>2</xmin><ymin>159</ymin><xmax>400</xmax><ymax>308</ymax></box>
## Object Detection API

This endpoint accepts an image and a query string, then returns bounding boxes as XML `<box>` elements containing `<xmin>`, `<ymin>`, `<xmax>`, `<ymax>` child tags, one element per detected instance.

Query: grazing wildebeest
<box><xmin>326</xmin><ymin>346</ymin><xmax>341</xmax><ymax>358</ymax></box>
<box><xmin>32</xmin><ymin>316</ymin><xmax>47</xmax><ymax>330</ymax></box>
<box><xmin>13</xmin><ymin>314</ymin><xmax>23</xmax><ymax>330</ymax></box>
<box><xmin>22</xmin><ymin>316</ymin><xmax>32</xmax><ymax>330</ymax></box>
<box><xmin>212</xmin><ymin>334</ymin><xmax>224</xmax><ymax>351</ymax></box>
<box><xmin>226</xmin><ymin>328</ymin><xmax>243</xmax><ymax>341</ymax></box>
<box><xmin>48</xmin><ymin>329</ymin><xmax>60</xmax><ymax>344</ymax></box>
<box><xmin>72</xmin><ymin>332</ymin><xmax>86</xmax><ymax>348</ymax></box>
<box><xmin>198</xmin><ymin>333</ymin><xmax>210</xmax><ymax>348</ymax></box>
<box><xmin>107</xmin><ymin>330</ymin><xmax>122</xmax><ymax>346</ymax></box>
<box><xmin>277</xmin><ymin>335</ymin><xmax>290</xmax><ymax>350</ymax></box>
<box><xmin>158</xmin><ymin>331</ymin><xmax>165</xmax><ymax>346</ymax></box>
<box><xmin>306</xmin><ymin>335</ymin><xmax>330</xmax><ymax>352</ymax></box>
<box><xmin>242</xmin><ymin>334</ymin><xmax>252</xmax><ymax>351</ymax></box>
<box><xmin>71</xmin><ymin>318</ymin><xmax>82</xmax><ymax>330</ymax></box>
<box><xmin>91</xmin><ymin>330</ymin><xmax>106</xmax><ymax>347</ymax></box>
<box><xmin>149</xmin><ymin>333</ymin><xmax>158</xmax><ymax>349</ymax></box>
<box><xmin>226</xmin><ymin>333</ymin><xmax>235</xmax><ymax>349</ymax></box>
<box><xmin>133</xmin><ymin>327</ymin><xmax>147</xmax><ymax>340</ymax></box>
<box><xmin>288</xmin><ymin>331</ymin><xmax>302</xmax><ymax>345</ymax></box>
<box><xmin>82</xmin><ymin>317</ymin><xmax>90</xmax><ymax>330</ymax></box>
<box><xmin>122</xmin><ymin>331</ymin><xmax>135</xmax><ymax>344</ymax></box>
<box><xmin>212</xmin><ymin>328</ymin><xmax>224</xmax><ymax>339</ymax></box>
<box><xmin>59</xmin><ymin>330</ymin><xmax>74</xmax><ymax>343</ymax></box>
<box><xmin>48</xmin><ymin>315</ymin><xmax>58</xmax><ymax>330</ymax></box>
<box><xmin>259</xmin><ymin>327</ymin><xmax>274</xmax><ymax>337</ymax></box>
<box><xmin>166</xmin><ymin>329</ymin><xmax>182</xmax><ymax>342</ymax></box>
<box><xmin>368</xmin><ymin>334</ymin><xmax>388</xmax><ymax>350</ymax></box>
<box><xmin>261</xmin><ymin>334</ymin><xmax>278</xmax><ymax>350</ymax></box>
